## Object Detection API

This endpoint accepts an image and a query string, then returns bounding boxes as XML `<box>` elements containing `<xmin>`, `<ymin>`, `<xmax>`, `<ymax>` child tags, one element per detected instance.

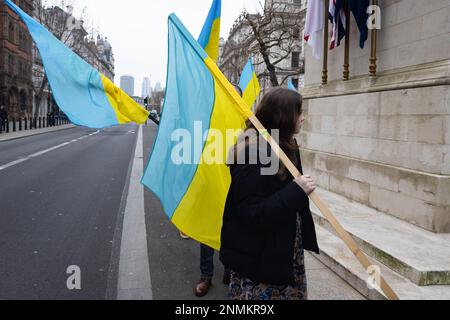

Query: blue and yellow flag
<box><xmin>288</xmin><ymin>77</ymin><xmax>297</xmax><ymax>91</ymax></box>
<box><xmin>239</xmin><ymin>58</ymin><xmax>261</xmax><ymax>108</ymax></box>
<box><xmin>198</xmin><ymin>0</ymin><xmax>221</xmax><ymax>63</ymax></box>
<box><xmin>4</xmin><ymin>0</ymin><xmax>149</xmax><ymax>129</ymax></box>
<box><xmin>142</xmin><ymin>14</ymin><xmax>251</xmax><ymax>251</ymax></box>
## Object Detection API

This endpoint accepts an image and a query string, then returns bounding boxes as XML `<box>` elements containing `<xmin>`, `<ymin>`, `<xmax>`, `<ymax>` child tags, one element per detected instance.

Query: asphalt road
<box><xmin>0</xmin><ymin>125</ymin><xmax>139</xmax><ymax>300</ymax></box>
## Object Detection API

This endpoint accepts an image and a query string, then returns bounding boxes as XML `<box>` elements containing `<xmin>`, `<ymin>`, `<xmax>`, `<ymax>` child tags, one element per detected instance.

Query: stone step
<box><xmin>309</xmin><ymin>188</ymin><xmax>450</xmax><ymax>286</ymax></box>
<box><xmin>313</xmin><ymin>225</ymin><xmax>450</xmax><ymax>300</ymax></box>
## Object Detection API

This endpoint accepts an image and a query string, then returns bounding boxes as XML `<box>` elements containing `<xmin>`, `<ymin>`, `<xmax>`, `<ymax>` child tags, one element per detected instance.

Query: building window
<box><xmin>18</xmin><ymin>29</ymin><xmax>29</xmax><ymax>52</ymax></box>
<box><xmin>293</xmin><ymin>27</ymin><xmax>300</xmax><ymax>40</ymax></box>
<box><xmin>9</xmin><ymin>22</ymin><xmax>14</xmax><ymax>42</ymax></box>
<box><xmin>291</xmin><ymin>52</ymin><xmax>300</xmax><ymax>68</ymax></box>
<box><xmin>9</xmin><ymin>55</ymin><xmax>14</xmax><ymax>74</ymax></box>
<box><xmin>19</xmin><ymin>29</ymin><xmax>24</xmax><ymax>50</ymax></box>
<box><xmin>19</xmin><ymin>91</ymin><xmax>27</xmax><ymax>111</ymax></box>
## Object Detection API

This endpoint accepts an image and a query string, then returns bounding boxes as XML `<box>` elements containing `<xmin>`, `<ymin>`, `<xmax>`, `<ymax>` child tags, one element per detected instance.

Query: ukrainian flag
<box><xmin>142</xmin><ymin>14</ymin><xmax>252</xmax><ymax>251</ymax></box>
<box><xmin>288</xmin><ymin>77</ymin><xmax>297</xmax><ymax>91</ymax></box>
<box><xmin>239</xmin><ymin>58</ymin><xmax>261</xmax><ymax>108</ymax></box>
<box><xmin>4</xmin><ymin>0</ymin><xmax>149</xmax><ymax>129</ymax></box>
<box><xmin>198</xmin><ymin>0</ymin><xmax>221</xmax><ymax>63</ymax></box>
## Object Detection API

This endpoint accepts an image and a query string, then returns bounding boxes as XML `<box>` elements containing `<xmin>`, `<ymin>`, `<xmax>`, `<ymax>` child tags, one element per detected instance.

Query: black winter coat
<box><xmin>220</xmin><ymin>148</ymin><xmax>320</xmax><ymax>286</ymax></box>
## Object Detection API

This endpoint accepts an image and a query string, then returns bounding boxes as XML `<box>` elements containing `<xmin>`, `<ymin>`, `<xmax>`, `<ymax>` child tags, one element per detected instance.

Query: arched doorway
<box><xmin>7</xmin><ymin>87</ymin><xmax>18</xmax><ymax>114</ymax></box>
<box><xmin>19</xmin><ymin>90</ymin><xmax>27</xmax><ymax>113</ymax></box>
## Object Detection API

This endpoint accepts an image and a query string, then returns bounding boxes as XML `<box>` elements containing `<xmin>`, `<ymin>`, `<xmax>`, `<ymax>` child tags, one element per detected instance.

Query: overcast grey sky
<box><xmin>62</xmin><ymin>0</ymin><xmax>264</xmax><ymax>95</ymax></box>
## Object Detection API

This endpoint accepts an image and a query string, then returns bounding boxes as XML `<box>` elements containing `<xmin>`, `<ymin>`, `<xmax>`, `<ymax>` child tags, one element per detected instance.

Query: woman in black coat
<box><xmin>220</xmin><ymin>88</ymin><xmax>320</xmax><ymax>300</ymax></box>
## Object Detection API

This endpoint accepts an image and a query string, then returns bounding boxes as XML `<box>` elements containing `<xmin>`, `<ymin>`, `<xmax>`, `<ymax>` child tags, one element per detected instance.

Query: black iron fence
<box><xmin>0</xmin><ymin>116</ymin><xmax>70</xmax><ymax>135</ymax></box>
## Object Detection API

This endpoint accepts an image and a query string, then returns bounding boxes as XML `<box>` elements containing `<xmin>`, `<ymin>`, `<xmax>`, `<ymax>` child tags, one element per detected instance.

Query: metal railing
<box><xmin>0</xmin><ymin>116</ymin><xmax>71</xmax><ymax>135</ymax></box>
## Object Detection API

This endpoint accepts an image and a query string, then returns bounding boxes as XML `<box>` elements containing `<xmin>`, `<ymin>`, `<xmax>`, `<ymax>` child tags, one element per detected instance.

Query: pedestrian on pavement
<box><xmin>220</xmin><ymin>88</ymin><xmax>320</xmax><ymax>301</ymax></box>
<box><xmin>194</xmin><ymin>84</ymin><xmax>243</xmax><ymax>298</ymax></box>
<box><xmin>0</xmin><ymin>105</ymin><xmax>8</xmax><ymax>132</ymax></box>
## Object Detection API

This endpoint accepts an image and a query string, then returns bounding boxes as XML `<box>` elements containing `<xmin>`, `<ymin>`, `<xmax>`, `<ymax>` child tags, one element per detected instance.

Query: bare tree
<box><xmin>222</xmin><ymin>1</ymin><xmax>305</xmax><ymax>88</ymax></box>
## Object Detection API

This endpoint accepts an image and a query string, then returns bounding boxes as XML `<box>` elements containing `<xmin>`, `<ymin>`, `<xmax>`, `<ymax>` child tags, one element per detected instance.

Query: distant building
<box><xmin>141</xmin><ymin>77</ymin><xmax>152</xmax><ymax>99</ymax></box>
<box><xmin>154</xmin><ymin>81</ymin><xmax>163</xmax><ymax>93</ymax></box>
<box><xmin>120</xmin><ymin>75</ymin><xmax>134</xmax><ymax>96</ymax></box>
<box><xmin>87</xmin><ymin>35</ymin><xmax>115</xmax><ymax>81</ymax></box>
<box><xmin>0</xmin><ymin>0</ymin><xmax>34</xmax><ymax>118</ymax></box>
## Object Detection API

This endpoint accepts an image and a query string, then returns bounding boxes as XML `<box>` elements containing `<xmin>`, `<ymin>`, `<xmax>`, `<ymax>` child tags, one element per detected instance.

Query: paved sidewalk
<box><xmin>0</xmin><ymin>124</ymin><xmax>76</xmax><ymax>142</ymax></box>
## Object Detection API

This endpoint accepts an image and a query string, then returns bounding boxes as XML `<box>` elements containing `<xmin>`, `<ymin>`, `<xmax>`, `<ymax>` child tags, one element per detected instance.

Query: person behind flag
<box><xmin>194</xmin><ymin>82</ymin><xmax>243</xmax><ymax>298</ymax></box>
<box><xmin>198</xmin><ymin>0</ymin><xmax>222</xmax><ymax>63</ymax></box>
<box><xmin>239</xmin><ymin>58</ymin><xmax>261</xmax><ymax>109</ymax></box>
<box><xmin>220</xmin><ymin>88</ymin><xmax>320</xmax><ymax>301</ymax></box>
<box><xmin>0</xmin><ymin>105</ymin><xmax>8</xmax><ymax>132</ymax></box>
<box><xmin>4</xmin><ymin>0</ymin><xmax>149</xmax><ymax>129</ymax></box>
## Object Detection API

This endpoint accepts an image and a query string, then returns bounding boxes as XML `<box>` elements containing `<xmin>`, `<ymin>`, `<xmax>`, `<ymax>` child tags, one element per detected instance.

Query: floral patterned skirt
<box><xmin>228</xmin><ymin>215</ymin><xmax>308</xmax><ymax>301</ymax></box>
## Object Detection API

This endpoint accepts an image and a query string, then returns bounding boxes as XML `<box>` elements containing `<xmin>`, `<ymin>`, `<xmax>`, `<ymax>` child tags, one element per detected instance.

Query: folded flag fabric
<box><xmin>287</xmin><ymin>78</ymin><xmax>297</xmax><ymax>91</ymax></box>
<box><xmin>142</xmin><ymin>14</ymin><xmax>251</xmax><ymax>251</ymax></box>
<box><xmin>348</xmin><ymin>0</ymin><xmax>370</xmax><ymax>49</ymax></box>
<box><xmin>333</xmin><ymin>0</ymin><xmax>369</xmax><ymax>49</ymax></box>
<box><xmin>198</xmin><ymin>0</ymin><xmax>221</xmax><ymax>63</ymax></box>
<box><xmin>304</xmin><ymin>0</ymin><xmax>325</xmax><ymax>60</ymax></box>
<box><xmin>4</xmin><ymin>0</ymin><xmax>149</xmax><ymax>129</ymax></box>
<box><xmin>239</xmin><ymin>58</ymin><xmax>261</xmax><ymax>108</ymax></box>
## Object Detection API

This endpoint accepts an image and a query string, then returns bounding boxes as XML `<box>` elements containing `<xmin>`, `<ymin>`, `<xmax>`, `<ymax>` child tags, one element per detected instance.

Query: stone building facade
<box><xmin>0</xmin><ymin>0</ymin><xmax>34</xmax><ymax>118</ymax></box>
<box><xmin>30</xmin><ymin>2</ymin><xmax>115</xmax><ymax>117</ymax></box>
<box><xmin>301</xmin><ymin>0</ymin><xmax>449</xmax><ymax>233</ymax></box>
<box><xmin>300</xmin><ymin>0</ymin><xmax>450</xmax><ymax>298</ymax></box>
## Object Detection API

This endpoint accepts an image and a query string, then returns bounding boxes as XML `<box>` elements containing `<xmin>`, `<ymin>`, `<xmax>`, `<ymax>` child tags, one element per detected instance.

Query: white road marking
<box><xmin>0</xmin><ymin>130</ymin><xmax>100</xmax><ymax>172</ymax></box>
<box><xmin>117</xmin><ymin>125</ymin><xmax>153</xmax><ymax>300</ymax></box>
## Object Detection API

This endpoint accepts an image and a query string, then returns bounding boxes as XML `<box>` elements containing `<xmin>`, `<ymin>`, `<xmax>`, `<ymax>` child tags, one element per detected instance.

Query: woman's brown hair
<box><xmin>234</xmin><ymin>87</ymin><xmax>304</xmax><ymax>179</ymax></box>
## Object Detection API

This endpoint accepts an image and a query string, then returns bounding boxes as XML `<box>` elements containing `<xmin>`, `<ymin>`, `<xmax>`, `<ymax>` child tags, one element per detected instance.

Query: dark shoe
<box><xmin>195</xmin><ymin>278</ymin><xmax>212</xmax><ymax>298</ymax></box>
<box><xmin>222</xmin><ymin>270</ymin><xmax>231</xmax><ymax>286</ymax></box>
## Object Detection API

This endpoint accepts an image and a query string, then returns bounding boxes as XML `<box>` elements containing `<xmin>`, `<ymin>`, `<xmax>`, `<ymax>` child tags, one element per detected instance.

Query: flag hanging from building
<box><xmin>348</xmin><ymin>0</ymin><xmax>370</xmax><ymax>49</ymax></box>
<box><xmin>198</xmin><ymin>0</ymin><xmax>222</xmax><ymax>63</ymax></box>
<box><xmin>4</xmin><ymin>0</ymin><xmax>149</xmax><ymax>129</ymax></box>
<box><xmin>329</xmin><ymin>0</ymin><xmax>346</xmax><ymax>49</ymax></box>
<box><xmin>142</xmin><ymin>14</ymin><xmax>251</xmax><ymax>251</ymax></box>
<box><xmin>239</xmin><ymin>58</ymin><xmax>261</xmax><ymax>108</ymax></box>
<box><xmin>304</xmin><ymin>0</ymin><xmax>325</xmax><ymax>60</ymax></box>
